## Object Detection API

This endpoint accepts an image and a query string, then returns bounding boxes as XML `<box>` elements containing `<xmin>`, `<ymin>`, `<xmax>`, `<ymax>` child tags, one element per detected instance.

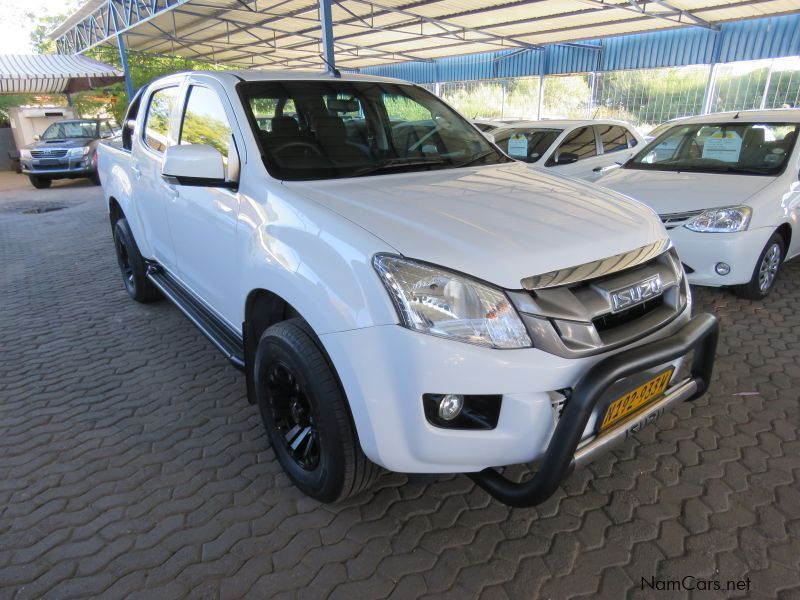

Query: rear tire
<box><xmin>734</xmin><ymin>232</ymin><xmax>784</xmax><ymax>300</ymax></box>
<box><xmin>112</xmin><ymin>218</ymin><xmax>162</xmax><ymax>303</ymax></box>
<box><xmin>254</xmin><ymin>318</ymin><xmax>380</xmax><ymax>502</ymax></box>
<box><xmin>29</xmin><ymin>176</ymin><xmax>51</xmax><ymax>189</ymax></box>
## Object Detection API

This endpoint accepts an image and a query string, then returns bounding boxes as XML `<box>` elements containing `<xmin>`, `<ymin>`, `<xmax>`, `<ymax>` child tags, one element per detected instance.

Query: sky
<box><xmin>0</xmin><ymin>0</ymin><xmax>81</xmax><ymax>54</ymax></box>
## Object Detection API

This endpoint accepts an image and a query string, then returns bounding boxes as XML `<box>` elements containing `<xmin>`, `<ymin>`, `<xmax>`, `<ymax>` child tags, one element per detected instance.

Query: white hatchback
<box><xmin>491</xmin><ymin>119</ymin><xmax>644</xmax><ymax>182</ymax></box>
<box><xmin>600</xmin><ymin>109</ymin><xmax>800</xmax><ymax>299</ymax></box>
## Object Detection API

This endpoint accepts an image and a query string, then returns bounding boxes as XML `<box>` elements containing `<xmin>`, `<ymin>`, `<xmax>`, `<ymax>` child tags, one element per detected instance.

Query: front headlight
<box><xmin>67</xmin><ymin>146</ymin><xmax>91</xmax><ymax>158</ymax></box>
<box><xmin>19</xmin><ymin>149</ymin><xmax>31</xmax><ymax>159</ymax></box>
<box><xmin>373</xmin><ymin>255</ymin><xmax>532</xmax><ymax>349</ymax></box>
<box><xmin>685</xmin><ymin>206</ymin><xmax>752</xmax><ymax>233</ymax></box>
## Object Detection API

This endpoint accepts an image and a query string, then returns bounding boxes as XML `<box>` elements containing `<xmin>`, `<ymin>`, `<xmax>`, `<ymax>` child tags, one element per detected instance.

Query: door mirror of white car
<box><xmin>553</xmin><ymin>151</ymin><xmax>579</xmax><ymax>166</ymax></box>
<box><xmin>162</xmin><ymin>144</ymin><xmax>237</xmax><ymax>189</ymax></box>
<box><xmin>33</xmin><ymin>134</ymin><xmax>40</xmax><ymax>141</ymax></box>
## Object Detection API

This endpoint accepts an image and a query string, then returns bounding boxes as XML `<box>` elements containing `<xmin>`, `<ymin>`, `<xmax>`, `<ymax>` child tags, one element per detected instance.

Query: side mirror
<box><xmin>553</xmin><ymin>151</ymin><xmax>579</xmax><ymax>165</ymax></box>
<box><xmin>33</xmin><ymin>134</ymin><xmax>40</xmax><ymax>141</ymax></box>
<box><xmin>162</xmin><ymin>144</ymin><xmax>236</xmax><ymax>188</ymax></box>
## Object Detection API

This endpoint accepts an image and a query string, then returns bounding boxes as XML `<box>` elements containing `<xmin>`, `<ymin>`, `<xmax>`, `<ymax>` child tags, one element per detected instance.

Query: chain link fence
<box><xmin>425</xmin><ymin>57</ymin><xmax>800</xmax><ymax>133</ymax></box>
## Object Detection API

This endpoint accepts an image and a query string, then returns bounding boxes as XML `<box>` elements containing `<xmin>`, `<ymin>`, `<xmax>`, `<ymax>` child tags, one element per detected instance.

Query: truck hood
<box><xmin>287</xmin><ymin>162</ymin><xmax>667</xmax><ymax>289</ymax></box>
<box><xmin>599</xmin><ymin>168</ymin><xmax>773</xmax><ymax>214</ymax></box>
<box><xmin>24</xmin><ymin>137</ymin><xmax>95</xmax><ymax>150</ymax></box>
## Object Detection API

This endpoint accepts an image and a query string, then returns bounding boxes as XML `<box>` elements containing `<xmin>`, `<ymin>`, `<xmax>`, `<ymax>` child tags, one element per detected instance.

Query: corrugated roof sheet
<box><xmin>0</xmin><ymin>54</ymin><xmax>124</xmax><ymax>94</ymax></box>
<box><xmin>50</xmin><ymin>0</ymin><xmax>800</xmax><ymax>72</ymax></box>
<box><xmin>362</xmin><ymin>13</ymin><xmax>800</xmax><ymax>82</ymax></box>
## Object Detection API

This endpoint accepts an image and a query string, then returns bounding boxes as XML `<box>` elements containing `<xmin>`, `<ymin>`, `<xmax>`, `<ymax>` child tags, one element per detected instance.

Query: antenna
<box><xmin>319</xmin><ymin>53</ymin><xmax>341</xmax><ymax>78</ymax></box>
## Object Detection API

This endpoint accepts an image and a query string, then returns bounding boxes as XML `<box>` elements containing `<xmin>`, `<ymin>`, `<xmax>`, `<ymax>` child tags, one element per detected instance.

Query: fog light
<box><xmin>715</xmin><ymin>262</ymin><xmax>731</xmax><ymax>276</ymax></box>
<box><xmin>438</xmin><ymin>394</ymin><xmax>464</xmax><ymax>421</ymax></box>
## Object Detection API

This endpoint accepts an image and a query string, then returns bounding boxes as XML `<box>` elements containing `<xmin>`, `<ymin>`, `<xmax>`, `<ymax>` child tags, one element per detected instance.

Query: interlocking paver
<box><xmin>1</xmin><ymin>171</ymin><xmax>798</xmax><ymax>599</ymax></box>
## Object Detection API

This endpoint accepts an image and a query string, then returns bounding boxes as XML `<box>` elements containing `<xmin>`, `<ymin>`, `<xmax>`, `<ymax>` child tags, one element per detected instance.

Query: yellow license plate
<box><xmin>600</xmin><ymin>368</ymin><xmax>674</xmax><ymax>431</ymax></box>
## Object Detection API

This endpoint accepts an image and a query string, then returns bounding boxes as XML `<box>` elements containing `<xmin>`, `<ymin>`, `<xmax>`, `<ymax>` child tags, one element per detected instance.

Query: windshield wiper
<box><xmin>349</xmin><ymin>159</ymin><xmax>446</xmax><ymax>177</ymax></box>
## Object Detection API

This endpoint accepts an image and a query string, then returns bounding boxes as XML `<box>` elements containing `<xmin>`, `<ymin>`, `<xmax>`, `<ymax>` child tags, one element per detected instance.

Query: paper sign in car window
<box><xmin>702</xmin><ymin>131</ymin><xmax>742</xmax><ymax>162</ymax></box>
<box><xmin>507</xmin><ymin>133</ymin><xmax>528</xmax><ymax>158</ymax></box>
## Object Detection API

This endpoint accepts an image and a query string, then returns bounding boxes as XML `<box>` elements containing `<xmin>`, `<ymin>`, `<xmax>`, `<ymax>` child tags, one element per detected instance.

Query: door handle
<box><xmin>164</xmin><ymin>184</ymin><xmax>179</xmax><ymax>199</ymax></box>
<box><xmin>592</xmin><ymin>166</ymin><xmax>603</xmax><ymax>172</ymax></box>
<box><xmin>130</xmin><ymin>165</ymin><xmax>141</xmax><ymax>179</ymax></box>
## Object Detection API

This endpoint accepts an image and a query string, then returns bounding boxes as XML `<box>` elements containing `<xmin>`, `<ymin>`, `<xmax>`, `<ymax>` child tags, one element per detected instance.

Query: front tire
<box><xmin>254</xmin><ymin>318</ymin><xmax>379</xmax><ymax>502</ymax></box>
<box><xmin>734</xmin><ymin>232</ymin><xmax>785</xmax><ymax>300</ymax></box>
<box><xmin>29</xmin><ymin>176</ymin><xmax>51</xmax><ymax>189</ymax></box>
<box><xmin>112</xmin><ymin>218</ymin><xmax>162</xmax><ymax>303</ymax></box>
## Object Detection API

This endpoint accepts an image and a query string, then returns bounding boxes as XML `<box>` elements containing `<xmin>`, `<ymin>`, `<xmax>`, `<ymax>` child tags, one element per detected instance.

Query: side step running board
<box><xmin>147</xmin><ymin>265</ymin><xmax>245</xmax><ymax>370</ymax></box>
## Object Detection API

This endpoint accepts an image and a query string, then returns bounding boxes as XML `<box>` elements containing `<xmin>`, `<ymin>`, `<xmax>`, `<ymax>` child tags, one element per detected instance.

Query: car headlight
<box><xmin>19</xmin><ymin>149</ymin><xmax>31</xmax><ymax>159</ymax></box>
<box><xmin>685</xmin><ymin>206</ymin><xmax>752</xmax><ymax>233</ymax></box>
<box><xmin>67</xmin><ymin>146</ymin><xmax>91</xmax><ymax>158</ymax></box>
<box><xmin>373</xmin><ymin>255</ymin><xmax>532</xmax><ymax>349</ymax></box>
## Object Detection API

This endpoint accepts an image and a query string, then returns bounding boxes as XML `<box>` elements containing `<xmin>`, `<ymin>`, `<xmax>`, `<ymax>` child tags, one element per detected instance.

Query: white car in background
<box><xmin>490</xmin><ymin>119</ymin><xmax>644</xmax><ymax>182</ymax></box>
<box><xmin>600</xmin><ymin>109</ymin><xmax>800</xmax><ymax>299</ymax></box>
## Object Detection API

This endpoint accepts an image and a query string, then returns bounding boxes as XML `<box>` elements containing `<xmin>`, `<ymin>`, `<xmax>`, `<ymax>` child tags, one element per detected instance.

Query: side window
<box><xmin>598</xmin><ymin>125</ymin><xmax>630</xmax><ymax>153</ymax></box>
<box><xmin>179</xmin><ymin>86</ymin><xmax>232</xmax><ymax>161</ymax></box>
<box><xmin>549</xmin><ymin>126</ymin><xmax>597</xmax><ymax>165</ymax></box>
<box><xmin>143</xmin><ymin>86</ymin><xmax>178</xmax><ymax>153</ymax></box>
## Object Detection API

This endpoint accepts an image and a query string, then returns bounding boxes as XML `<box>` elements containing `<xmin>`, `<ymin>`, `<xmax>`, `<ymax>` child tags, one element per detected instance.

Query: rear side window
<box><xmin>143</xmin><ymin>87</ymin><xmax>178</xmax><ymax>153</ymax></box>
<box><xmin>548</xmin><ymin>126</ymin><xmax>597</xmax><ymax>165</ymax></box>
<box><xmin>179</xmin><ymin>86</ymin><xmax>232</xmax><ymax>159</ymax></box>
<box><xmin>598</xmin><ymin>125</ymin><xmax>630</xmax><ymax>153</ymax></box>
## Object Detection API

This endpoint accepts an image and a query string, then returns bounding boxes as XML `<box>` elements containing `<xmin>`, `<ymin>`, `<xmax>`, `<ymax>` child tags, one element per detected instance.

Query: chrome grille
<box><xmin>31</xmin><ymin>149</ymin><xmax>68</xmax><ymax>158</ymax></box>
<box><xmin>508</xmin><ymin>248</ymin><xmax>688</xmax><ymax>359</ymax></box>
<box><xmin>660</xmin><ymin>210</ymin><xmax>703</xmax><ymax>230</ymax></box>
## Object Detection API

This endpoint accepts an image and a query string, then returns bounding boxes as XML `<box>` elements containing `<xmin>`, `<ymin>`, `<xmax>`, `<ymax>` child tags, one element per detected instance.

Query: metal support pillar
<box><xmin>117</xmin><ymin>33</ymin><xmax>134</xmax><ymax>100</ymax></box>
<box><xmin>537</xmin><ymin>74</ymin><xmax>545</xmax><ymax>119</ymax></box>
<box><xmin>319</xmin><ymin>0</ymin><xmax>336</xmax><ymax>75</ymax></box>
<box><xmin>587</xmin><ymin>71</ymin><xmax>597</xmax><ymax>118</ymax></box>
<box><xmin>702</xmin><ymin>63</ymin><xmax>718</xmax><ymax>114</ymax></box>
<box><xmin>760</xmin><ymin>59</ymin><xmax>775</xmax><ymax>109</ymax></box>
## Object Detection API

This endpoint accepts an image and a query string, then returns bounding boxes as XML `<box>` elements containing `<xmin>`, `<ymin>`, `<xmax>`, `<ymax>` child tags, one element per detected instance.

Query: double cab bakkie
<box><xmin>19</xmin><ymin>118</ymin><xmax>116</xmax><ymax>188</ymax></box>
<box><xmin>98</xmin><ymin>71</ymin><xmax>719</xmax><ymax>507</ymax></box>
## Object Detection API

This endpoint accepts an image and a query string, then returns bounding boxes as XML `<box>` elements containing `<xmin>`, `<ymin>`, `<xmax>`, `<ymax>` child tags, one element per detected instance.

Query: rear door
<box><xmin>546</xmin><ymin>126</ymin><xmax>605</xmax><ymax>180</ymax></box>
<box><xmin>133</xmin><ymin>84</ymin><xmax>181</xmax><ymax>270</ymax></box>
<box><xmin>164</xmin><ymin>80</ymin><xmax>242</xmax><ymax>327</ymax></box>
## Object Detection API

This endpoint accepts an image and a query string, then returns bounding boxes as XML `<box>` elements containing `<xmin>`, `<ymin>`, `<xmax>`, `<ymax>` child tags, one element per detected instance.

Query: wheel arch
<box><xmin>242</xmin><ymin>288</ymin><xmax>304</xmax><ymax>404</ymax></box>
<box><xmin>108</xmin><ymin>196</ymin><xmax>124</xmax><ymax>227</ymax></box>
<box><xmin>776</xmin><ymin>222</ymin><xmax>792</xmax><ymax>258</ymax></box>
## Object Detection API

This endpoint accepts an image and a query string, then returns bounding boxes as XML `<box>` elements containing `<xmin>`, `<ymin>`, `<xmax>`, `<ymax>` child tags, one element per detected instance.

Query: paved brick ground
<box><xmin>1</xmin><ymin>171</ymin><xmax>798</xmax><ymax>599</ymax></box>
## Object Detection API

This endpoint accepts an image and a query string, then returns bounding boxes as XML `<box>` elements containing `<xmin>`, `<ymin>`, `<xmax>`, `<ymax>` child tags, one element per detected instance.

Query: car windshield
<box><xmin>42</xmin><ymin>120</ymin><xmax>98</xmax><ymax>140</ymax></box>
<box><xmin>626</xmin><ymin>121</ymin><xmax>799</xmax><ymax>176</ymax></box>
<box><xmin>491</xmin><ymin>127</ymin><xmax>562</xmax><ymax>163</ymax></box>
<box><xmin>239</xmin><ymin>80</ymin><xmax>509</xmax><ymax>181</ymax></box>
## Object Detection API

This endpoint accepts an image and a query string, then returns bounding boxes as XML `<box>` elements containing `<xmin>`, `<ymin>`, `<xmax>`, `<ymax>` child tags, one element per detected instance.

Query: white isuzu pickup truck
<box><xmin>98</xmin><ymin>70</ymin><xmax>719</xmax><ymax>507</ymax></box>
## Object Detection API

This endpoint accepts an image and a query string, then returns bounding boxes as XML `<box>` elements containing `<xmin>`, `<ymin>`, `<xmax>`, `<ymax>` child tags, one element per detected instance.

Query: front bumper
<box><xmin>669</xmin><ymin>226</ymin><xmax>774</xmax><ymax>287</ymax></box>
<box><xmin>470</xmin><ymin>313</ymin><xmax>718</xmax><ymax>507</ymax></box>
<box><xmin>320</xmin><ymin>302</ymin><xmax>717</xmax><ymax>478</ymax></box>
<box><xmin>20</xmin><ymin>158</ymin><xmax>96</xmax><ymax>177</ymax></box>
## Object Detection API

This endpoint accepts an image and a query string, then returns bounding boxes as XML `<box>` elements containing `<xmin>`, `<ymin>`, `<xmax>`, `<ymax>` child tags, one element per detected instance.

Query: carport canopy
<box><xmin>0</xmin><ymin>54</ymin><xmax>124</xmax><ymax>94</ymax></box>
<box><xmin>50</xmin><ymin>0</ymin><xmax>800</xmax><ymax>73</ymax></box>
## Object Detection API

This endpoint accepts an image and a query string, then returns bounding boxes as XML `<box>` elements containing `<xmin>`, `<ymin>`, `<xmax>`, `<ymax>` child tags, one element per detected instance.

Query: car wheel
<box><xmin>112</xmin><ymin>218</ymin><xmax>162</xmax><ymax>303</ymax></box>
<box><xmin>29</xmin><ymin>176</ymin><xmax>51</xmax><ymax>189</ymax></box>
<box><xmin>734</xmin><ymin>232</ymin><xmax>785</xmax><ymax>300</ymax></box>
<box><xmin>254</xmin><ymin>318</ymin><xmax>380</xmax><ymax>503</ymax></box>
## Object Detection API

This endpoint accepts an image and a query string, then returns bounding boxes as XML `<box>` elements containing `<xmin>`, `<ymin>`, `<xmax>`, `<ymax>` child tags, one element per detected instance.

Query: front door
<box><xmin>164</xmin><ymin>82</ymin><xmax>242</xmax><ymax>328</ymax></box>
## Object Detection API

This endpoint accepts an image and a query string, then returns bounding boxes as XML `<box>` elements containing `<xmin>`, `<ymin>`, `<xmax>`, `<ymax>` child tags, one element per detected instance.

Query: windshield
<box><xmin>626</xmin><ymin>121</ymin><xmax>799</xmax><ymax>176</ymax></box>
<box><xmin>492</xmin><ymin>127</ymin><xmax>562</xmax><ymax>163</ymax></box>
<box><xmin>239</xmin><ymin>80</ymin><xmax>509</xmax><ymax>181</ymax></box>
<box><xmin>42</xmin><ymin>120</ymin><xmax>98</xmax><ymax>140</ymax></box>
